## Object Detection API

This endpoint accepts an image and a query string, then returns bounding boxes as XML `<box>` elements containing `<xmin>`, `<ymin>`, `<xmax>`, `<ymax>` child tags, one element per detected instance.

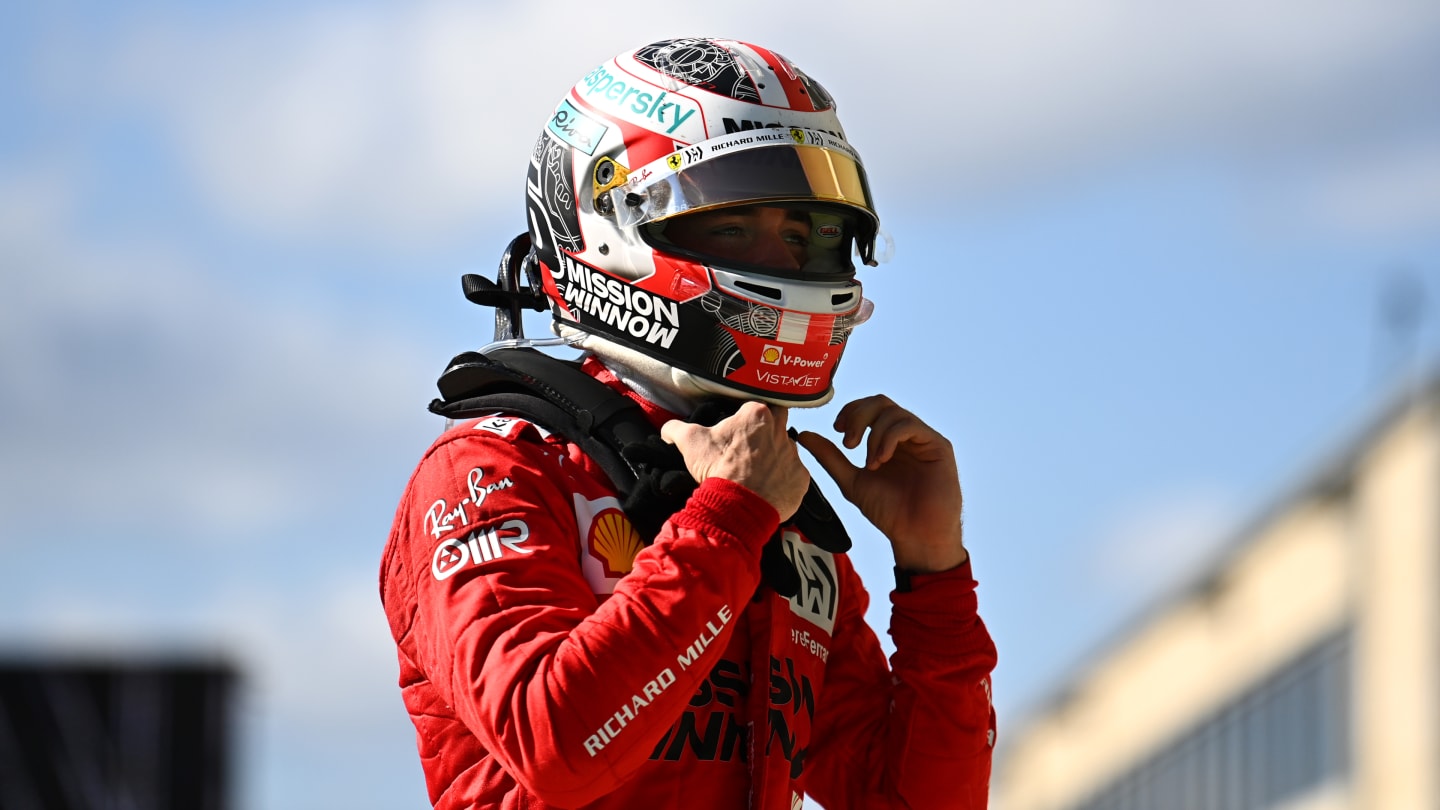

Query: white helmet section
<box><xmin>571</xmin><ymin>39</ymin><xmax>848</xmax><ymax>146</ymax></box>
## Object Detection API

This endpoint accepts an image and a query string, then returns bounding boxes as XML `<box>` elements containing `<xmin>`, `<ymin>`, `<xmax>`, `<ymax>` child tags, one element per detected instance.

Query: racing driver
<box><xmin>381</xmin><ymin>36</ymin><xmax>998</xmax><ymax>809</ymax></box>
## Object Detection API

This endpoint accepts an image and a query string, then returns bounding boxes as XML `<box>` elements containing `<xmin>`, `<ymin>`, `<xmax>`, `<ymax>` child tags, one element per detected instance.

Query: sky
<box><xmin>3</xmin><ymin>1</ymin><xmax>1440</xmax><ymax>807</ymax></box>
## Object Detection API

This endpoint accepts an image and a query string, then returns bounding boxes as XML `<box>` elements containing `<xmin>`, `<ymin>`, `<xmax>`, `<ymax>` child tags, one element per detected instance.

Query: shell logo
<box><xmin>588</xmin><ymin>508</ymin><xmax>643</xmax><ymax>578</ymax></box>
<box><xmin>761</xmin><ymin>345</ymin><xmax>782</xmax><ymax>365</ymax></box>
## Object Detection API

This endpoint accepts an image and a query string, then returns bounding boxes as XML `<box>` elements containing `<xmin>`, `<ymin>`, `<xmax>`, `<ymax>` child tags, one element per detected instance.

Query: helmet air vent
<box><xmin>733</xmin><ymin>279</ymin><xmax>783</xmax><ymax>301</ymax></box>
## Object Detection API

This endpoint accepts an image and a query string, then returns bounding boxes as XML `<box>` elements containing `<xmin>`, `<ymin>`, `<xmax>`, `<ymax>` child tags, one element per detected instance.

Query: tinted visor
<box><xmin>611</xmin><ymin>138</ymin><xmax>879</xmax><ymax>269</ymax></box>
<box><xmin>643</xmin><ymin>201</ymin><xmax>867</xmax><ymax>279</ymax></box>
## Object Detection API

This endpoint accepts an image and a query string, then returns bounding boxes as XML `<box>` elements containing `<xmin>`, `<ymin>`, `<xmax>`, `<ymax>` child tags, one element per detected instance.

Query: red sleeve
<box><xmin>801</xmin><ymin>559</ymin><xmax>997</xmax><ymax>809</ymax></box>
<box><xmin>383</xmin><ymin>425</ymin><xmax>778</xmax><ymax>807</ymax></box>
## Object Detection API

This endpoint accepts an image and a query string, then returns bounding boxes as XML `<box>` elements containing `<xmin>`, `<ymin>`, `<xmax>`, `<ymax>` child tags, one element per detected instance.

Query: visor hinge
<box><xmin>592</xmin><ymin>157</ymin><xmax>630</xmax><ymax>216</ymax></box>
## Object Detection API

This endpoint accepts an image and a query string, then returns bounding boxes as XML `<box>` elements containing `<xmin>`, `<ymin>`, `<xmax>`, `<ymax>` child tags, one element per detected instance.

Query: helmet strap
<box><xmin>460</xmin><ymin>233</ymin><xmax>548</xmax><ymax>341</ymax></box>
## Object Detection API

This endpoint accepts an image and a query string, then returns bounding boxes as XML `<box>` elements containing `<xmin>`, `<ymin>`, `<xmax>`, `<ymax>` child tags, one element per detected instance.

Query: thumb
<box><xmin>659</xmin><ymin>419</ymin><xmax>695</xmax><ymax>447</ymax></box>
<box><xmin>796</xmin><ymin>431</ymin><xmax>859</xmax><ymax>495</ymax></box>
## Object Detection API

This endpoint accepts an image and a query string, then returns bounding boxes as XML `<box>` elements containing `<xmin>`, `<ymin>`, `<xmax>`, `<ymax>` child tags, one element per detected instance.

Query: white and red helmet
<box><xmin>525</xmin><ymin>37</ymin><xmax>882</xmax><ymax>406</ymax></box>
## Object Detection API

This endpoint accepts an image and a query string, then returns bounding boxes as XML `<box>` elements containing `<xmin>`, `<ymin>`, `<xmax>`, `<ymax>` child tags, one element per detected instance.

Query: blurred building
<box><xmin>0</xmin><ymin>658</ymin><xmax>237</xmax><ymax>809</ymax></box>
<box><xmin>992</xmin><ymin>376</ymin><xmax>1440</xmax><ymax>810</ymax></box>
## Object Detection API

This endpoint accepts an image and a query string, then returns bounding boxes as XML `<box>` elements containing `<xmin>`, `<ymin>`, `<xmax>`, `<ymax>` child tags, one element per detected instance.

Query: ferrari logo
<box><xmin>667</xmin><ymin>153</ymin><xmax>683</xmax><ymax>170</ymax></box>
<box><xmin>789</xmin><ymin>128</ymin><xmax>805</xmax><ymax>144</ymax></box>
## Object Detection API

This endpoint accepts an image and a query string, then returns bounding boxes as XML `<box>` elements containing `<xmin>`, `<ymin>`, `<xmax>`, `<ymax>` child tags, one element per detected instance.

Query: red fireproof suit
<box><xmin>380</xmin><ymin>360</ymin><xmax>997</xmax><ymax>808</ymax></box>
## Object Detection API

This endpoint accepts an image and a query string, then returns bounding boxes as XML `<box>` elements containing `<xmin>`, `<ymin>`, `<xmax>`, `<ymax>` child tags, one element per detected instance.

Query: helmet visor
<box><xmin>642</xmin><ymin>201</ymin><xmax>868</xmax><ymax>279</ymax></box>
<box><xmin>610</xmin><ymin>129</ymin><xmax>879</xmax><ymax>265</ymax></box>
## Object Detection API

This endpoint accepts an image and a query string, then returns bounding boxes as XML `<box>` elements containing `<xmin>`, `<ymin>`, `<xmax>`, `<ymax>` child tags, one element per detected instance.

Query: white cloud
<box><xmin>73</xmin><ymin>0</ymin><xmax>1440</xmax><ymax>246</ymax></box>
<box><xmin>105</xmin><ymin>2</ymin><xmax>762</xmax><ymax>246</ymax></box>
<box><xmin>0</xmin><ymin>160</ymin><xmax>436</xmax><ymax>541</ymax></box>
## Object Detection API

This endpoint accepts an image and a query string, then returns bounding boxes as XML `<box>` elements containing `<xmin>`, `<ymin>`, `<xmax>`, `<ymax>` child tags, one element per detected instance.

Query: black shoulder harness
<box><xmin>427</xmin><ymin>235</ymin><xmax>851</xmax><ymax>596</ymax></box>
<box><xmin>431</xmin><ymin>347</ymin><xmax>654</xmax><ymax>500</ymax></box>
<box><xmin>429</xmin><ymin>346</ymin><xmax>701</xmax><ymax>544</ymax></box>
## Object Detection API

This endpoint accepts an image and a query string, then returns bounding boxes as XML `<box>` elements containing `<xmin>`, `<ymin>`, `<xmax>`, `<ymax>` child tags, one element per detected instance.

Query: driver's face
<box><xmin>662</xmin><ymin>205</ymin><xmax>810</xmax><ymax>271</ymax></box>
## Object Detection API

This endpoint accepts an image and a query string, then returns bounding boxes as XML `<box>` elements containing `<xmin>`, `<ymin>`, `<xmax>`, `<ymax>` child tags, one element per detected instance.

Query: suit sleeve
<box><xmin>801</xmin><ymin>559</ymin><xmax>997</xmax><ymax>809</ymax></box>
<box><xmin>382</xmin><ymin>426</ymin><xmax>778</xmax><ymax>808</ymax></box>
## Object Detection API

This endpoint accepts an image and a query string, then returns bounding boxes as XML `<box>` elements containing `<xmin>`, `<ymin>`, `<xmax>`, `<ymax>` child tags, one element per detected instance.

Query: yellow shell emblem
<box><xmin>589</xmin><ymin>509</ymin><xmax>642</xmax><ymax>578</ymax></box>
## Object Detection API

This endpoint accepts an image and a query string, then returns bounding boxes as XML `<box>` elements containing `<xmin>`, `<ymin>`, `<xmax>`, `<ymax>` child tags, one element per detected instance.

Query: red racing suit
<box><xmin>380</xmin><ymin>361</ymin><xmax>997</xmax><ymax>809</ymax></box>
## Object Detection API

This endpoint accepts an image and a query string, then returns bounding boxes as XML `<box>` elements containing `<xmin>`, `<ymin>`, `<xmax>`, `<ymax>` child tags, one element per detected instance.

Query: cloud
<box><xmin>54</xmin><ymin>0</ymin><xmax>1437</xmax><ymax>247</ymax></box>
<box><xmin>0</xmin><ymin>159</ymin><xmax>436</xmax><ymax>543</ymax></box>
<box><xmin>0</xmin><ymin>570</ymin><xmax>394</xmax><ymax>725</ymax></box>
<box><xmin>104</xmin><ymin>3</ymin><xmax>762</xmax><ymax>247</ymax></box>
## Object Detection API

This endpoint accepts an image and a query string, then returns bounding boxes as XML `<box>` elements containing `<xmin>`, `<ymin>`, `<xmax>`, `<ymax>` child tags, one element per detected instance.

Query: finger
<box><xmin>753</xmin><ymin>403</ymin><xmax>797</xmax><ymax>447</ymax></box>
<box><xmin>834</xmin><ymin>395</ymin><xmax>896</xmax><ymax>449</ymax></box>
<box><xmin>864</xmin><ymin>409</ymin><xmax>933</xmax><ymax>466</ymax></box>
<box><xmin>864</xmin><ymin>407</ymin><xmax>918</xmax><ymax>469</ymax></box>
<box><xmin>724</xmin><ymin>400</ymin><xmax>771</xmax><ymax>434</ymax></box>
<box><xmin>733</xmin><ymin>401</ymin><xmax>786</xmax><ymax>439</ymax></box>
<box><xmin>796</xmin><ymin>431</ymin><xmax>859</xmax><ymax>494</ymax></box>
<box><xmin>767</xmin><ymin>403</ymin><xmax>790</xmax><ymax>433</ymax></box>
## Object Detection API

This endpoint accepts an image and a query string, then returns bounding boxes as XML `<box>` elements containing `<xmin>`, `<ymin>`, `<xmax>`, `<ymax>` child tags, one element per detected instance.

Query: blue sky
<box><xmin>4</xmin><ymin>2</ymin><xmax>1440</xmax><ymax>807</ymax></box>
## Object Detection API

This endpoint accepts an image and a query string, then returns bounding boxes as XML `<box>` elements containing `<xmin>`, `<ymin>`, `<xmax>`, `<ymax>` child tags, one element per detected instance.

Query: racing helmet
<box><xmin>525</xmin><ymin>37</ymin><xmax>882</xmax><ymax>407</ymax></box>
